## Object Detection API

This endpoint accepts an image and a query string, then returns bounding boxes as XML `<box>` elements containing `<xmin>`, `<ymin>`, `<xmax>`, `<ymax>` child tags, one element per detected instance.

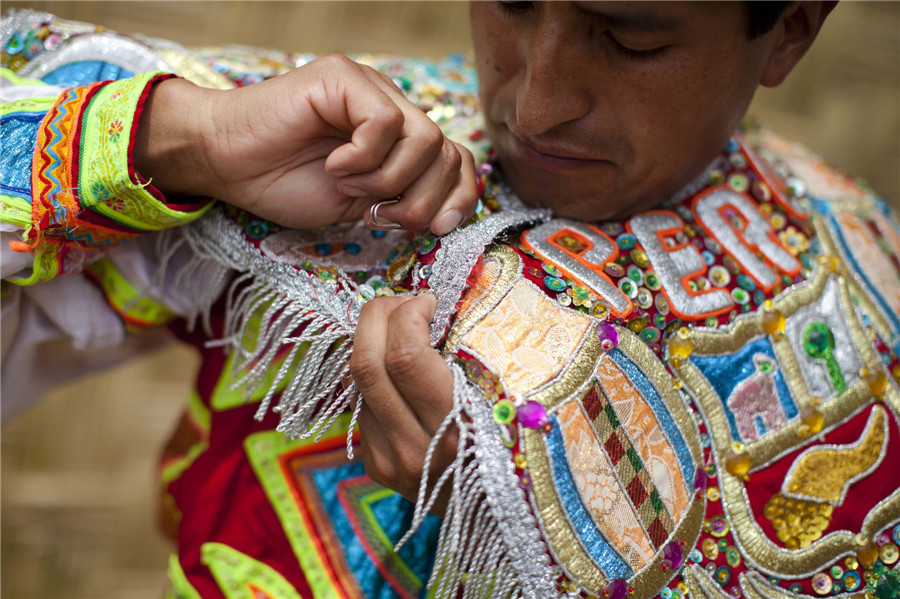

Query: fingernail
<box><xmin>341</xmin><ymin>185</ymin><xmax>367</xmax><ymax>198</ymax></box>
<box><xmin>430</xmin><ymin>209</ymin><xmax>464</xmax><ymax>236</ymax></box>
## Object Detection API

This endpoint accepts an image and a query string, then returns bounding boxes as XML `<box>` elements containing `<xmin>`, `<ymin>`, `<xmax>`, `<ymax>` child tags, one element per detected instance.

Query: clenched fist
<box><xmin>134</xmin><ymin>54</ymin><xmax>478</xmax><ymax>235</ymax></box>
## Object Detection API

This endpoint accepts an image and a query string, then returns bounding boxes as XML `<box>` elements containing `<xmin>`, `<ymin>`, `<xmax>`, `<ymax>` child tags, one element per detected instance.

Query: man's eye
<box><xmin>603</xmin><ymin>32</ymin><xmax>669</xmax><ymax>59</ymax></box>
<box><xmin>498</xmin><ymin>1</ymin><xmax>534</xmax><ymax>17</ymax></box>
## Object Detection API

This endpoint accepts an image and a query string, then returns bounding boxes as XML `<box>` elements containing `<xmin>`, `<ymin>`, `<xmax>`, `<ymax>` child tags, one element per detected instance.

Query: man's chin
<box><xmin>504</xmin><ymin>171</ymin><xmax>630</xmax><ymax>223</ymax></box>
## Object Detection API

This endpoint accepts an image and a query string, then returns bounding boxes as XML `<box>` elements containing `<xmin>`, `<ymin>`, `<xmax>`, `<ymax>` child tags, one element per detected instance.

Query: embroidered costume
<box><xmin>3</xmin><ymin>10</ymin><xmax>900</xmax><ymax>599</ymax></box>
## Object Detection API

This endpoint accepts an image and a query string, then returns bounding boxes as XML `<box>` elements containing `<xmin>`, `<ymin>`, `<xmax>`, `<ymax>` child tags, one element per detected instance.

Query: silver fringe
<box><xmin>162</xmin><ymin>207</ymin><xmax>561</xmax><ymax>596</ymax></box>
<box><xmin>428</xmin><ymin>206</ymin><xmax>550</xmax><ymax>345</ymax></box>
<box><xmin>398</xmin><ymin>363</ymin><xmax>559</xmax><ymax>598</ymax></box>
<box><xmin>160</xmin><ymin>208</ymin><xmax>366</xmax><ymax>450</ymax></box>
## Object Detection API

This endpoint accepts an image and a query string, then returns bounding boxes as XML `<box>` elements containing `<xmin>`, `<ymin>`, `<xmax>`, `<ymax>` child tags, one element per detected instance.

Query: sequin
<box><xmin>706</xmin><ymin>487</ymin><xmax>721</xmax><ymax>502</ymax></box>
<box><xmin>701</xmin><ymin>250</ymin><xmax>715</xmax><ymax>266</ymax></box>
<box><xmin>636</xmin><ymin>287</ymin><xmax>653</xmax><ymax>310</ymax></box>
<box><xmin>655</xmin><ymin>294</ymin><xmax>670</xmax><ymax>315</ymax></box>
<box><xmin>644</xmin><ymin>271</ymin><xmax>661</xmax><ymax>291</ymax></box>
<box><xmin>689</xmin><ymin>549</ymin><xmax>703</xmax><ymax>563</ymax></box>
<box><xmin>709</xmin><ymin>265</ymin><xmax>731</xmax><ymax>287</ymax></box>
<box><xmin>880</xmin><ymin>542</ymin><xmax>899</xmax><ymax>565</ymax></box>
<box><xmin>618</xmin><ymin>278</ymin><xmax>638</xmax><ymax>298</ymax></box>
<box><xmin>544</xmin><ymin>276</ymin><xmax>567</xmax><ymax>292</ymax></box>
<box><xmin>616</xmin><ymin>233</ymin><xmax>637</xmax><ymax>250</ymax></box>
<box><xmin>812</xmin><ymin>573</ymin><xmax>832</xmax><ymax>595</ymax></box>
<box><xmin>630</xmin><ymin>249</ymin><xmax>649</xmax><ymax>267</ymax></box>
<box><xmin>640</xmin><ymin>327</ymin><xmax>661</xmax><ymax>344</ymax></box>
<box><xmin>418</xmin><ymin>236</ymin><xmax>437</xmax><ymax>254</ymax></box>
<box><xmin>626</xmin><ymin>265</ymin><xmax>643</xmax><ymax>283</ymax></box>
<box><xmin>557</xmin><ymin>293</ymin><xmax>572</xmax><ymax>307</ymax></box>
<box><xmin>702</xmin><ymin>537</ymin><xmax>719</xmax><ymax>560</ymax></box>
<box><xmin>605</xmin><ymin>263</ymin><xmax>625</xmax><ymax>278</ymax></box>
<box><xmin>493</xmin><ymin>399</ymin><xmax>517</xmax><ymax>425</ymax></box>
<box><xmin>715</xmin><ymin>566</ymin><xmax>731</xmax><ymax>586</ymax></box>
<box><xmin>602</xmin><ymin>223</ymin><xmax>623</xmax><ymax>236</ymax></box>
<box><xmin>542</xmin><ymin>263</ymin><xmax>561</xmax><ymax>277</ymax></box>
<box><xmin>709</xmin><ymin>515</ymin><xmax>729</xmax><ymax>537</ymax></box>
<box><xmin>842</xmin><ymin>571</ymin><xmax>861</xmax><ymax>591</ymax></box>
<box><xmin>736</xmin><ymin>275</ymin><xmax>756</xmax><ymax>291</ymax></box>
<box><xmin>752</xmin><ymin>181</ymin><xmax>772</xmax><ymax>202</ymax></box>
<box><xmin>627</xmin><ymin>317</ymin><xmax>646</xmax><ymax>333</ymax></box>
<box><xmin>246</xmin><ymin>220</ymin><xmax>270</xmax><ymax>239</ymax></box>
<box><xmin>418</xmin><ymin>264</ymin><xmax>432</xmax><ymax>279</ymax></box>
<box><xmin>830</xmin><ymin>566</ymin><xmax>843</xmax><ymax>579</ymax></box>
<box><xmin>345</xmin><ymin>242</ymin><xmax>361</xmax><ymax>255</ymax></box>
<box><xmin>728</xmin><ymin>173</ymin><xmax>749</xmax><ymax>192</ymax></box>
<box><xmin>723</xmin><ymin>255</ymin><xmax>741</xmax><ymax>274</ymax></box>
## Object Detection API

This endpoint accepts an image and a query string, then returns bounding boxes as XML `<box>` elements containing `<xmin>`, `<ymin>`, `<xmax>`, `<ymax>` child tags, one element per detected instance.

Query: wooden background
<box><xmin>2</xmin><ymin>2</ymin><xmax>898</xmax><ymax>598</ymax></box>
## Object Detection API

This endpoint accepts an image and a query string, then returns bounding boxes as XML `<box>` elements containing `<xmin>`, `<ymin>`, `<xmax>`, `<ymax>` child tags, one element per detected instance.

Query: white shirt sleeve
<box><xmin>1</xmin><ymin>227</ymin><xmax>229</xmax><ymax>422</ymax></box>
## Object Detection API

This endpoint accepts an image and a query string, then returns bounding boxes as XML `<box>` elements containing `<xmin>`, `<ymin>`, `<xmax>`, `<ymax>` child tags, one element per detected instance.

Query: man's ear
<box><xmin>760</xmin><ymin>1</ymin><xmax>838</xmax><ymax>88</ymax></box>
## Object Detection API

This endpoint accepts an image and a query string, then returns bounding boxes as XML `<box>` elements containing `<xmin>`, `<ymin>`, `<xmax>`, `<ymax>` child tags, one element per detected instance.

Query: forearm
<box><xmin>132</xmin><ymin>77</ymin><xmax>217</xmax><ymax>198</ymax></box>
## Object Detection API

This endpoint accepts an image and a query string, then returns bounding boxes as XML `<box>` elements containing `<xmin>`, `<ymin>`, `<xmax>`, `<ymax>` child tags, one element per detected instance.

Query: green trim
<box><xmin>210</xmin><ymin>306</ymin><xmax>310</xmax><ymax>411</ymax></box>
<box><xmin>201</xmin><ymin>542</ymin><xmax>303</xmax><ymax>599</ymax></box>
<box><xmin>0</xmin><ymin>93</ymin><xmax>57</xmax><ymax>116</ymax></box>
<box><xmin>187</xmin><ymin>389</ymin><xmax>211</xmax><ymax>433</ymax></box>
<box><xmin>160</xmin><ymin>438</ymin><xmax>209</xmax><ymax>485</ymax></box>
<box><xmin>0</xmin><ymin>195</ymin><xmax>34</xmax><ymax>228</ymax></box>
<box><xmin>167</xmin><ymin>554</ymin><xmax>202</xmax><ymax>599</ymax></box>
<box><xmin>78</xmin><ymin>72</ymin><xmax>213</xmax><ymax>231</ymax></box>
<box><xmin>244</xmin><ymin>415</ymin><xmax>352</xmax><ymax>599</ymax></box>
<box><xmin>85</xmin><ymin>257</ymin><xmax>177</xmax><ymax>326</ymax></box>
<box><xmin>0</xmin><ymin>68</ymin><xmax>47</xmax><ymax>87</ymax></box>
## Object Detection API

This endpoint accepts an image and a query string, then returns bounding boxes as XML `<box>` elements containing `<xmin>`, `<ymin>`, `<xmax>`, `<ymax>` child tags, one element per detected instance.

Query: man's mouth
<box><xmin>503</xmin><ymin>126</ymin><xmax>611</xmax><ymax>171</ymax></box>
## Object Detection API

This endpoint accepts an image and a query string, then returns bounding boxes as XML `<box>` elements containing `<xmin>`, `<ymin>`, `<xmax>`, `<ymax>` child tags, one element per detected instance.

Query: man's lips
<box><xmin>503</xmin><ymin>127</ymin><xmax>612</xmax><ymax>172</ymax></box>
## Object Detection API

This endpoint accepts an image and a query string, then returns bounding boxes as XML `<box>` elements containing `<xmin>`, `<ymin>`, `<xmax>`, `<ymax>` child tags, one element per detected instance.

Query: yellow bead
<box><xmin>725</xmin><ymin>448</ymin><xmax>752</xmax><ymax>476</ymax></box>
<box><xmin>865</xmin><ymin>368</ymin><xmax>887</xmax><ymax>398</ymax></box>
<box><xmin>800</xmin><ymin>404</ymin><xmax>824</xmax><ymax>435</ymax></box>
<box><xmin>761</xmin><ymin>308</ymin><xmax>786</xmax><ymax>338</ymax></box>
<box><xmin>669</xmin><ymin>327</ymin><xmax>693</xmax><ymax>359</ymax></box>
<box><xmin>856</xmin><ymin>538</ymin><xmax>879</xmax><ymax>568</ymax></box>
<box><xmin>514</xmin><ymin>453</ymin><xmax>528</xmax><ymax>469</ymax></box>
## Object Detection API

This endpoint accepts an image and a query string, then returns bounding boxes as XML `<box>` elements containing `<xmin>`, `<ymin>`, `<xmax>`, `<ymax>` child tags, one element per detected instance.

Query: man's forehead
<box><xmin>570</xmin><ymin>1</ymin><xmax>742</xmax><ymax>32</ymax></box>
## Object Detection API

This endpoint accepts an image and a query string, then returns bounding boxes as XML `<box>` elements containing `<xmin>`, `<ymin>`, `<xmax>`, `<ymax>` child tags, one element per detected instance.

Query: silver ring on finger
<box><xmin>368</xmin><ymin>197</ymin><xmax>402</xmax><ymax>231</ymax></box>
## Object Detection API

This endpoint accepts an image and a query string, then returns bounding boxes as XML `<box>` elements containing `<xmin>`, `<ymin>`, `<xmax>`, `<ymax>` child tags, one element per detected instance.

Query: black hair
<box><xmin>746</xmin><ymin>1</ymin><xmax>792</xmax><ymax>38</ymax></box>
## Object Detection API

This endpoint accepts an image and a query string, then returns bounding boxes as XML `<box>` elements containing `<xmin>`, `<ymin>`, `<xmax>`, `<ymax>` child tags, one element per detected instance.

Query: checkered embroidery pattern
<box><xmin>581</xmin><ymin>382</ymin><xmax>675</xmax><ymax>548</ymax></box>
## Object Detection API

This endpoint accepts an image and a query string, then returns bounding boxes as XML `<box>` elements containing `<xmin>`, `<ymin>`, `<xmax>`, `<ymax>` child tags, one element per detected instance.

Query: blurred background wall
<box><xmin>2</xmin><ymin>2</ymin><xmax>898</xmax><ymax>598</ymax></box>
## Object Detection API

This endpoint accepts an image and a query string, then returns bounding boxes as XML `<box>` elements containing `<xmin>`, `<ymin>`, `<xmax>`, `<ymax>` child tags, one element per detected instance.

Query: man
<box><xmin>5</xmin><ymin>2</ymin><xmax>900</xmax><ymax>598</ymax></box>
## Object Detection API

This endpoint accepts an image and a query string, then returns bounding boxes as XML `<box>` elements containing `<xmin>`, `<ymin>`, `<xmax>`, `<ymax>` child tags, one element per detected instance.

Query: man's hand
<box><xmin>350</xmin><ymin>293</ymin><xmax>458</xmax><ymax>513</ymax></box>
<box><xmin>134</xmin><ymin>55</ymin><xmax>477</xmax><ymax>236</ymax></box>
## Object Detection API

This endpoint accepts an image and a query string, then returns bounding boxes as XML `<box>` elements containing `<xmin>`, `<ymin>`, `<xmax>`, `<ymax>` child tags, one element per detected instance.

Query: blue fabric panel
<box><xmin>690</xmin><ymin>335</ymin><xmax>797</xmax><ymax>443</ymax></box>
<box><xmin>608</xmin><ymin>348</ymin><xmax>695</xmax><ymax>488</ymax></box>
<box><xmin>41</xmin><ymin>61</ymin><xmax>134</xmax><ymax>87</ymax></box>
<box><xmin>311</xmin><ymin>462</ymin><xmax>441</xmax><ymax>598</ymax></box>
<box><xmin>0</xmin><ymin>111</ymin><xmax>44</xmax><ymax>201</ymax></box>
<box><xmin>546</xmin><ymin>415</ymin><xmax>633</xmax><ymax>580</ymax></box>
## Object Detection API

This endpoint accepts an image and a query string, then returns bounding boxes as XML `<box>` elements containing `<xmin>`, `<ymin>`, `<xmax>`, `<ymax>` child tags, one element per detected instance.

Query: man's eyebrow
<box><xmin>576</xmin><ymin>6</ymin><xmax>681</xmax><ymax>33</ymax></box>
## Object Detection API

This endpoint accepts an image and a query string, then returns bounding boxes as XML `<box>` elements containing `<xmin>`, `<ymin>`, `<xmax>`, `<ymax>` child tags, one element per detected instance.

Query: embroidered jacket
<box><xmin>3</xmin><ymin>9</ymin><xmax>900</xmax><ymax>599</ymax></box>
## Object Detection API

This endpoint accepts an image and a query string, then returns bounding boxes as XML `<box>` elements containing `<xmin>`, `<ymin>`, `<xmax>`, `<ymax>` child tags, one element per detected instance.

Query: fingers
<box><xmin>351</xmin><ymin>294</ymin><xmax>459</xmax><ymax>504</ymax></box>
<box><xmin>382</xmin><ymin>293</ymin><xmax>456</xmax><ymax>434</ymax></box>
<box><xmin>350</xmin><ymin>296</ymin><xmax>432</xmax><ymax>450</ymax></box>
<box><xmin>318</xmin><ymin>60</ymin><xmax>478</xmax><ymax>236</ymax></box>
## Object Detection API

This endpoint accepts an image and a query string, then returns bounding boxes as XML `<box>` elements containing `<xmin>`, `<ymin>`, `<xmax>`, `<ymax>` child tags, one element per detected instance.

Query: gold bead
<box><xmin>514</xmin><ymin>453</ymin><xmax>528</xmax><ymax>469</ymax></box>
<box><xmin>669</xmin><ymin>327</ymin><xmax>693</xmax><ymax>359</ymax></box>
<box><xmin>800</xmin><ymin>404</ymin><xmax>824</xmax><ymax>435</ymax></box>
<box><xmin>856</xmin><ymin>538</ymin><xmax>879</xmax><ymax>568</ymax></box>
<box><xmin>724</xmin><ymin>448</ymin><xmax>752</xmax><ymax>477</ymax></box>
<box><xmin>761</xmin><ymin>307</ymin><xmax>786</xmax><ymax>338</ymax></box>
<box><xmin>864</xmin><ymin>368</ymin><xmax>887</xmax><ymax>398</ymax></box>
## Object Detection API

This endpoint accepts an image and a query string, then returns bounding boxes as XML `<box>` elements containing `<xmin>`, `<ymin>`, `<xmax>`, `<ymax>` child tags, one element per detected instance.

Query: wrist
<box><xmin>133</xmin><ymin>77</ymin><xmax>217</xmax><ymax>198</ymax></box>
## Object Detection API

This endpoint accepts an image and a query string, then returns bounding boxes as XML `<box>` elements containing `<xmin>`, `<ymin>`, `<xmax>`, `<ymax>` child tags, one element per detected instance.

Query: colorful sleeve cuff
<box><xmin>3</xmin><ymin>71</ymin><xmax>214</xmax><ymax>285</ymax></box>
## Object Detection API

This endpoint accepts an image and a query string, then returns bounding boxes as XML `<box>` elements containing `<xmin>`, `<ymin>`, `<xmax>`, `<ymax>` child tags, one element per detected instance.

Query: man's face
<box><xmin>471</xmin><ymin>1</ymin><xmax>778</xmax><ymax>221</ymax></box>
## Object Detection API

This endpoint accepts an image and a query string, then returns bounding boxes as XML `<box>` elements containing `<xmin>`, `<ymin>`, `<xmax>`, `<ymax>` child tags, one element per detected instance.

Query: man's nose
<box><xmin>515</xmin><ymin>22</ymin><xmax>591</xmax><ymax>136</ymax></box>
